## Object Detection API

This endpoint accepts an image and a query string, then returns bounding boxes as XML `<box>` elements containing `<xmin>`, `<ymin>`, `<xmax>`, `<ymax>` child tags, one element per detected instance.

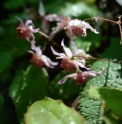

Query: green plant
<box><xmin>1</xmin><ymin>0</ymin><xmax>122</xmax><ymax>124</ymax></box>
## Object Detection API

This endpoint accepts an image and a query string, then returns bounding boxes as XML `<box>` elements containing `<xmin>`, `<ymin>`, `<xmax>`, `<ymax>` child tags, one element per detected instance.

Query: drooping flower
<box><xmin>72</xmin><ymin>48</ymin><xmax>91</xmax><ymax>66</ymax></box>
<box><xmin>16</xmin><ymin>17</ymin><xmax>39</xmax><ymax>43</ymax></box>
<box><xmin>65</xmin><ymin>19</ymin><xmax>99</xmax><ymax>51</ymax></box>
<box><xmin>58</xmin><ymin>69</ymin><xmax>105</xmax><ymax>85</ymax></box>
<box><xmin>38</xmin><ymin>0</ymin><xmax>62</xmax><ymax>33</ymax></box>
<box><xmin>49</xmin><ymin>17</ymin><xmax>99</xmax><ymax>40</ymax></box>
<box><xmin>51</xmin><ymin>40</ymin><xmax>90</xmax><ymax>72</ymax></box>
<box><xmin>49</xmin><ymin>15</ymin><xmax>71</xmax><ymax>40</ymax></box>
<box><xmin>41</xmin><ymin>14</ymin><xmax>62</xmax><ymax>33</ymax></box>
<box><xmin>66</xmin><ymin>19</ymin><xmax>99</xmax><ymax>37</ymax></box>
<box><xmin>29</xmin><ymin>41</ymin><xmax>58</xmax><ymax>68</ymax></box>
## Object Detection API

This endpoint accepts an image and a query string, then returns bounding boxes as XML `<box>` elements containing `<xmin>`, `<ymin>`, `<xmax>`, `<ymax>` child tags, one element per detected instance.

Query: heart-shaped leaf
<box><xmin>88</xmin><ymin>86</ymin><xmax>122</xmax><ymax>117</ymax></box>
<box><xmin>9</xmin><ymin>65</ymin><xmax>48</xmax><ymax>123</ymax></box>
<box><xmin>25</xmin><ymin>97</ymin><xmax>85</xmax><ymax>124</ymax></box>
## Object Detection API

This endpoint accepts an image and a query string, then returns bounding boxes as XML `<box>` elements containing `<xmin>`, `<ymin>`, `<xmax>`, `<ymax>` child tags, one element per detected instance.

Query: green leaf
<box><xmin>79</xmin><ymin>96</ymin><xmax>104</xmax><ymax>124</ymax></box>
<box><xmin>0</xmin><ymin>95</ymin><xmax>4</xmax><ymax>113</ymax></box>
<box><xmin>25</xmin><ymin>97</ymin><xmax>85</xmax><ymax>124</ymax></box>
<box><xmin>104</xmin><ymin>112</ymin><xmax>118</xmax><ymax>124</ymax></box>
<box><xmin>4</xmin><ymin>0</ymin><xmax>25</xmax><ymax>10</ymax></box>
<box><xmin>44</xmin><ymin>0</ymin><xmax>63</xmax><ymax>14</ymax></box>
<box><xmin>44</xmin><ymin>1</ymin><xmax>100</xmax><ymax>18</ymax></box>
<box><xmin>0</xmin><ymin>41</ymin><xmax>30</xmax><ymax>73</ymax></box>
<box><xmin>100</xmin><ymin>37</ymin><xmax>122</xmax><ymax>60</ymax></box>
<box><xmin>48</xmin><ymin>70</ymin><xmax>81</xmax><ymax>99</ymax></box>
<box><xmin>88</xmin><ymin>86</ymin><xmax>122</xmax><ymax>117</ymax></box>
<box><xmin>0</xmin><ymin>51</ymin><xmax>12</xmax><ymax>73</ymax></box>
<box><xmin>72</xmin><ymin>36</ymin><xmax>92</xmax><ymax>52</ymax></box>
<box><xmin>63</xmin><ymin>2</ymin><xmax>99</xmax><ymax>18</ymax></box>
<box><xmin>78</xmin><ymin>60</ymin><xmax>122</xmax><ymax>124</ymax></box>
<box><xmin>9</xmin><ymin>65</ymin><xmax>48</xmax><ymax>124</ymax></box>
<box><xmin>0</xmin><ymin>24</ymin><xmax>30</xmax><ymax>73</ymax></box>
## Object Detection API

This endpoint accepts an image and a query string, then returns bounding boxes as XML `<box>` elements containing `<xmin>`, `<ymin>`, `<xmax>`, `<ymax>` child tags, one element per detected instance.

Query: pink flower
<box><xmin>29</xmin><ymin>42</ymin><xmax>58</xmax><ymax>68</ymax></box>
<box><xmin>16</xmin><ymin>17</ymin><xmax>39</xmax><ymax>43</ymax></box>
<box><xmin>49</xmin><ymin>17</ymin><xmax>99</xmax><ymax>40</ymax></box>
<box><xmin>51</xmin><ymin>40</ymin><xmax>90</xmax><ymax>72</ymax></box>
<box><xmin>58</xmin><ymin>69</ymin><xmax>105</xmax><ymax>85</ymax></box>
<box><xmin>41</xmin><ymin>14</ymin><xmax>62</xmax><ymax>33</ymax></box>
<box><xmin>49</xmin><ymin>16</ymin><xmax>71</xmax><ymax>40</ymax></box>
<box><xmin>66</xmin><ymin>19</ymin><xmax>99</xmax><ymax>37</ymax></box>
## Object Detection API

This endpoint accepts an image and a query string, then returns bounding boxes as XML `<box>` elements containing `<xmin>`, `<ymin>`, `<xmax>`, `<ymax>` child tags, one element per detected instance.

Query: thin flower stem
<box><xmin>84</xmin><ymin>17</ymin><xmax>117</xmax><ymax>24</ymax></box>
<box><xmin>38</xmin><ymin>30</ymin><xmax>49</xmax><ymax>39</ymax></box>
<box><xmin>38</xmin><ymin>30</ymin><xmax>62</xmax><ymax>50</ymax></box>
<box><xmin>84</xmin><ymin>16</ymin><xmax>122</xmax><ymax>44</ymax></box>
<box><xmin>77</xmin><ymin>55</ymin><xmax>122</xmax><ymax>64</ymax></box>
<box><xmin>72</xmin><ymin>95</ymin><xmax>81</xmax><ymax>108</ymax></box>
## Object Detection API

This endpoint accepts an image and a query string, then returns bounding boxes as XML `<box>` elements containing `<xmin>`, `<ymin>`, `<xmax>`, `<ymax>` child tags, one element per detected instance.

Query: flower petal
<box><xmin>51</xmin><ymin>46</ymin><xmax>66</xmax><ymax>58</ymax></box>
<box><xmin>78</xmin><ymin>62</ymin><xmax>90</xmax><ymax>70</ymax></box>
<box><xmin>25</xmin><ymin>20</ymin><xmax>40</xmax><ymax>33</ymax></box>
<box><xmin>47</xmin><ymin>58</ymin><xmax>58</xmax><ymax>66</ymax></box>
<box><xmin>31</xmin><ymin>41</ymin><xmax>42</xmax><ymax>56</ymax></box>
<box><xmin>81</xmin><ymin>21</ymin><xmax>99</xmax><ymax>34</ymax></box>
<box><xmin>82</xmin><ymin>68</ymin><xmax>105</xmax><ymax>78</ymax></box>
<box><xmin>93</xmin><ymin>29</ymin><xmax>99</xmax><ymax>34</ymax></box>
<box><xmin>41</xmin><ymin>55</ymin><xmax>55</xmax><ymax>68</ymax></box>
<box><xmin>58</xmin><ymin>73</ymin><xmax>77</xmax><ymax>84</ymax></box>
<box><xmin>61</xmin><ymin>40</ymin><xmax>72</xmax><ymax>58</ymax></box>
<box><xmin>25</xmin><ymin>20</ymin><xmax>34</xmax><ymax>27</ymax></box>
<box><xmin>73</xmin><ymin>60</ymin><xmax>90</xmax><ymax>70</ymax></box>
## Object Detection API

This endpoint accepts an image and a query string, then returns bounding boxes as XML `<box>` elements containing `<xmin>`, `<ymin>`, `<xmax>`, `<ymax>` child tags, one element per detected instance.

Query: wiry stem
<box><xmin>76</xmin><ymin>55</ymin><xmax>122</xmax><ymax>64</ymax></box>
<box><xmin>84</xmin><ymin>17</ymin><xmax>118</xmax><ymax>25</ymax></box>
<box><xmin>38</xmin><ymin>30</ymin><xmax>62</xmax><ymax>49</ymax></box>
<box><xmin>84</xmin><ymin>16</ymin><xmax>122</xmax><ymax>45</ymax></box>
<box><xmin>38</xmin><ymin>30</ymin><xmax>49</xmax><ymax>39</ymax></box>
<box><xmin>72</xmin><ymin>95</ymin><xmax>81</xmax><ymax>108</ymax></box>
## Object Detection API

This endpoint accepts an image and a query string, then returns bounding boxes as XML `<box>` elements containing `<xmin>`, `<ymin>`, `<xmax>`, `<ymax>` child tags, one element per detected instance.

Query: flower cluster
<box><xmin>48</xmin><ymin>14</ymin><xmax>99</xmax><ymax>52</ymax></box>
<box><xmin>16</xmin><ymin>16</ymin><xmax>104</xmax><ymax>85</ymax></box>
<box><xmin>51</xmin><ymin>40</ymin><xmax>104</xmax><ymax>84</ymax></box>
<box><xmin>16</xmin><ymin>17</ymin><xmax>58</xmax><ymax>68</ymax></box>
<box><xmin>29</xmin><ymin>41</ymin><xmax>58</xmax><ymax>68</ymax></box>
<box><xmin>66</xmin><ymin>19</ymin><xmax>99</xmax><ymax>37</ymax></box>
<box><xmin>49</xmin><ymin>16</ymin><xmax>99</xmax><ymax>41</ymax></box>
<box><xmin>51</xmin><ymin>40</ymin><xmax>90</xmax><ymax>71</ymax></box>
<box><xmin>58</xmin><ymin>69</ymin><xmax>104</xmax><ymax>85</ymax></box>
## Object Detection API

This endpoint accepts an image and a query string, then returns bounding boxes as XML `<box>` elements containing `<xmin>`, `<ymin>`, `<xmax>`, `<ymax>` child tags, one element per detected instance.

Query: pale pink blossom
<box><xmin>58</xmin><ymin>69</ymin><xmax>105</xmax><ymax>85</ymax></box>
<box><xmin>49</xmin><ymin>16</ymin><xmax>71</xmax><ymax>40</ymax></box>
<box><xmin>16</xmin><ymin>17</ymin><xmax>39</xmax><ymax>43</ymax></box>
<box><xmin>49</xmin><ymin>17</ymin><xmax>99</xmax><ymax>40</ymax></box>
<box><xmin>66</xmin><ymin>19</ymin><xmax>99</xmax><ymax>37</ymax></box>
<box><xmin>29</xmin><ymin>42</ymin><xmax>58</xmax><ymax>68</ymax></box>
<box><xmin>51</xmin><ymin>40</ymin><xmax>90</xmax><ymax>72</ymax></box>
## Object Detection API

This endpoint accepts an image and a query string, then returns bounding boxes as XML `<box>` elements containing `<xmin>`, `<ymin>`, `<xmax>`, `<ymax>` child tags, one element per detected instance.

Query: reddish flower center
<box><xmin>69</xmin><ymin>26</ymin><xmax>83</xmax><ymax>37</ymax></box>
<box><xmin>74</xmin><ymin>71</ymin><xmax>86</xmax><ymax>84</ymax></box>
<box><xmin>16</xmin><ymin>27</ymin><xmax>31</xmax><ymax>40</ymax></box>
<box><xmin>60</xmin><ymin>58</ymin><xmax>74</xmax><ymax>72</ymax></box>
<box><xmin>30</xmin><ymin>53</ymin><xmax>44</xmax><ymax>68</ymax></box>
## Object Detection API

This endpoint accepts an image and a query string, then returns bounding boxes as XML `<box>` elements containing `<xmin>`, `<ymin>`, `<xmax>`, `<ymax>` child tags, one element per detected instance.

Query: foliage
<box><xmin>25</xmin><ymin>97</ymin><xmax>85</xmax><ymax>124</ymax></box>
<box><xmin>88</xmin><ymin>86</ymin><xmax>122</xmax><ymax>117</ymax></box>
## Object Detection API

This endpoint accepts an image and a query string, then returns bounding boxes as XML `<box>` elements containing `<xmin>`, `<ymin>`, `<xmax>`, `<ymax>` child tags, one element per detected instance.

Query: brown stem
<box><xmin>84</xmin><ymin>17</ymin><xmax>118</xmax><ymax>24</ymax></box>
<box><xmin>38</xmin><ymin>30</ymin><xmax>62</xmax><ymax>50</ymax></box>
<box><xmin>72</xmin><ymin>95</ymin><xmax>81</xmax><ymax>108</ymax></box>
<box><xmin>84</xmin><ymin>16</ymin><xmax>122</xmax><ymax>45</ymax></box>
<box><xmin>76</xmin><ymin>55</ymin><xmax>122</xmax><ymax>64</ymax></box>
